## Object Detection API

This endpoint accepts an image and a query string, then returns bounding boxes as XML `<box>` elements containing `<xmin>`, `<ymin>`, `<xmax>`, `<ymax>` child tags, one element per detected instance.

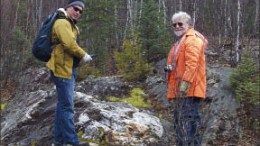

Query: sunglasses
<box><xmin>73</xmin><ymin>6</ymin><xmax>83</xmax><ymax>14</ymax></box>
<box><xmin>172</xmin><ymin>22</ymin><xmax>183</xmax><ymax>28</ymax></box>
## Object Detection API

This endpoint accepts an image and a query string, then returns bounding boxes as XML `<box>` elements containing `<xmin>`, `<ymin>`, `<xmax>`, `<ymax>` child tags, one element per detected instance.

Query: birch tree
<box><xmin>159</xmin><ymin>0</ymin><xmax>167</xmax><ymax>25</ymax></box>
<box><xmin>124</xmin><ymin>0</ymin><xmax>133</xmax><ymax>40</ymax></box>
<box><xmin>138</xmin><ymin>0</ymin><xmax>143</xmax><ymax>27</ymax></box>
<box><xmin>235</xmin><ymin>0</ymin><xmax>242</xmax><ymax>65</ymax></box>
<box><xmin>192</xmin><ymin>0</ymin><xmax>197</xmax><ymax>27</ymax></box>
<box><xmin>224</xmin><ymin>0</ymin><xmax>228</xmax><ymax>39</ymax></box>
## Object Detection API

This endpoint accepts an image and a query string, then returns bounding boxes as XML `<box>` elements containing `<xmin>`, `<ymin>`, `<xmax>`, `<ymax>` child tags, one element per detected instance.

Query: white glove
<box><xmin>83</xmin><ymin>54</ymin><xmax>92</xmax><ymax>62</ymax></box>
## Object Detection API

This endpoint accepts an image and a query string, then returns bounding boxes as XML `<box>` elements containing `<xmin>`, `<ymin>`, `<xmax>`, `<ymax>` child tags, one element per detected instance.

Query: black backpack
<box><xmin>32</xmin><ymin>11</ymin><xmax>59</xmax><ymax>62</ymax></box>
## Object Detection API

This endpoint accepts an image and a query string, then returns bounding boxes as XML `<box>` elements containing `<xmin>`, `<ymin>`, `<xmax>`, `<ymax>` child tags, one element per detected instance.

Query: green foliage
<box><xmin>6</xmin><ymin>27</ymin><xmax>33</xmax><ymax>75</ymax></box>
<box><xmin>114</xmin><ymin>36</ymin><xmax>151</xmax><ymax>81</ymax></box>
<box><xmin>79</xmin><ymin>0</ymin><xmax>120</xmax><ymax>74</ymax></box>
<box><xmin>78</xmin><ymin>131</ymin><xmax>90</xmax><ymax>143</ymax></box>
<box><xmin>76</xmin><ymin>65</ymin><xmax>101</xmax><ymax>82</ymax></box>
<box><xmin>78</xmin><ymin>128</ymin><xmax>106</xmax><ymax>145</ymax></box>
<box><xmin>230</xmin><ymin>49</ymin><xmax>260</xmax><ymax>136</ymax></box>
<box><xmin>230</xmin><ymin>50</ymin><xmax>260</xmax><ymax>105</ymax></box>
<box><xmin>31</xmin><ymin>140</ymin><xmax>37</xmax><ymax>146</ymax></box>
<box><xmin>107</xmin><ymin>88</ymin><xmax>150</xmax><ymax>108</ymax></box>
<box><xmin>0</xmin><ymin>102</ymin><xmax>7</xmax><ymax>111</ymax></box>
<box><xmin>138</xmin><ymin>0</ymin><xmax>171</xmax><ymax>62</ymax></box>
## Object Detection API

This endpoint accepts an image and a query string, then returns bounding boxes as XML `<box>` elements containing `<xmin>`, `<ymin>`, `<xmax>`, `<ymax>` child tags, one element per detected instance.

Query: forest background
<box><xmin>0</xmin><ymin>0</ymin><xmax>259</xmax><ymax>144</ymax></box>
<box><xmin>0</xmin><ymin>0</ymin><xmax>259</xmax><ymax>79</ymax></box>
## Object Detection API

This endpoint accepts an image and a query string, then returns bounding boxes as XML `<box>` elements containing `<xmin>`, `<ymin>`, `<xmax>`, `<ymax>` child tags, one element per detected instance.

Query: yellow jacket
<box><xmin>46</xmin><ymin>10</ymin><xmax>86</xmax><ymax>79</ymax></box>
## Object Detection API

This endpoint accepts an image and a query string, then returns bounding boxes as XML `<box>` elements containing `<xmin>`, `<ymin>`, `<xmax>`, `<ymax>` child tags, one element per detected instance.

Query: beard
<box><xmin>174</xmin><ymin>30</ymin><xmax>185</xmax><ymax>36</ymax></box>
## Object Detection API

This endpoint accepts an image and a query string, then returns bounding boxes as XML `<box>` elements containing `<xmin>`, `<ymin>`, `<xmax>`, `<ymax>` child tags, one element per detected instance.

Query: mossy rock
<box><xmin>107</xmin><ymin>88</ymin><xmax>150</xmax><ymax>108</ymax></box>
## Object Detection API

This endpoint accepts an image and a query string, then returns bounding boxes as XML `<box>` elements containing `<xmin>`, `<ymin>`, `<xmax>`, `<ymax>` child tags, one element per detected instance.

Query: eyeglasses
<box><xmin>172</xmin><ymin>22</ymin><xmax>183</xmax><ymax>28</ymax></box>
<box><xmin>73</xmin><ymin>6</ymin><xmax>83</xmax><ymax>14</ymax></box>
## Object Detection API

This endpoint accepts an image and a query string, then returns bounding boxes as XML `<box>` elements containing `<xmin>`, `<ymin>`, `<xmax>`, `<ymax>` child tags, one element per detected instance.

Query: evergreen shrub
<box><xmin>114</xmin><ymin>36</ymin><xmax>151</xmax><ymax>81</ymax></box>
<box><xmin>230</xmin><ymin>50</ymin><xmax>259</xmax><ymax>105</ymax></box>
<box><xmin>230</xmin><ymin>49</ymin><xmax>260</xmax><ymax>134</ymax></box>
<box><xmin>76</xmin><ymin>66</ymin><xmax>101</xmax><ymax>81</ymax></box>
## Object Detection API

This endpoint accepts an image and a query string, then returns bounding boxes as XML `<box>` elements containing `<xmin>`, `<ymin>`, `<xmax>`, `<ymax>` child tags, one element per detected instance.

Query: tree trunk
<box><xmin>254</xmin><ymin>0</ymin><xmax>259</xmax><ymax>35</ymax></box>
<box><xmin>13</xmin><ymin>0</ymin><xmax>21</xmax><ymax>30</ymax></box>
<box><xmin>179</xmin><ymin>0</ymin><xmax>182</xmax><ymax>11</ymax></box>
<box><xmin>39</xmin><ymin>0</ymin><xmax>43</xmax><ymax>23</ymax></box>
<box><xmin>26</xmin><ymin>0</ymin><xmax>31</xmax><ymax>38</ymax></box>
<box><xmin>128</xmin><ymin>0</ymin><xmax>133</xmax><ymax>31</ymax></box>
<box><xmin>235</xmin><ymin>0</ymin><xmax>241</xmax><ymax>65</ymax></box>
<box><xmin>162</xmin><ymin>0</ymin><xmax>166</xmax><ymax>25</ymax></box>
<box><xmin>124</xmin><ymin>0</ymin><xmax>133</xmax><ymax>41</ymax></box>
<box><xmin>224</xmin><ymin>0</ymin><xmax>228</xmax><ymax>39</ymax></box>
<box><xmin>114</xmin><ymin>5</ymin><xmax>119</xmax><ymax>47</ymax></box>
<box><xmin>227</xmin><ymin>1</ymin><xmax>232</xmax><ymax>38</ymax></box>
<box><xmin>192</xmin><ymin>0</ymin><xmax>197</xmax><ymax>26</ymax></box>
<box><xmin>138</xmin><ymin>0</ymin><xmax>143</xmax><ymax>27</ymax></box>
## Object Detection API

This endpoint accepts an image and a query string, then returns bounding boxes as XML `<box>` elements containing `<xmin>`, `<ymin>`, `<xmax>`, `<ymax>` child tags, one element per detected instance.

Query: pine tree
<box><xmin>78</xmin><ymin>0</ymin><xmax>120</xmax><ymax>74</ymax></box>
<box><xmin>138</xmin><ymin>0</ymin><xmax>171</xmax><ymax>62</ymax></box>
<box><xmin>230</xmin><ymin>50</ymin><xmax>260</xmax><ymax>104</ymax></box>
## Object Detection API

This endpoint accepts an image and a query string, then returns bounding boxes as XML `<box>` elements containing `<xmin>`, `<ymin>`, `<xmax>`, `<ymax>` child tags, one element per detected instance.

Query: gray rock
<box><xmin>1</xmin><ymin>74</ymin><xmax>163</xmax><ymax>146</ymax></box>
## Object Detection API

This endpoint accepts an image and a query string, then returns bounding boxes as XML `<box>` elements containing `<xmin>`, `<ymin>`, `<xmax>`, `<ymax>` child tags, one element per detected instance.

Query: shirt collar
<box><xmin>185</xmin><ymin>28</ymin><xmax>196</xmax><ymax>36</ymax></box>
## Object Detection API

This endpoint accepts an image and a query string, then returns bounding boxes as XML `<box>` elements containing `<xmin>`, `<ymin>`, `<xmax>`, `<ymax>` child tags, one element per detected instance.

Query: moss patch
<box><xmin>78</xmin><ymin>128</ymin><xmax>107</xmax><ymax>145</ymax></box>
<box><xmin>78</xmin><ymin>131</ymin><xmax>89</xmax><ymax>142</ymax></box>
<box><xmin>107</xmin><ymin>88</ymin><xmax>150</xmax><ymax>108</ymax></box>
<box><xmin>31</xmin><ymin>140</ymin><xmax>37</xmax><ymax>146</ymax></box>
<box><xmin>0</xmin><ymin>102</ymin><xmax>7</xmax><ymax>111</ymax></box>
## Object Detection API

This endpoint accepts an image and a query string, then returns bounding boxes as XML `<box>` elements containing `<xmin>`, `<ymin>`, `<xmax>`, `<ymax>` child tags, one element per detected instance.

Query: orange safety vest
<box><xmin>167</xmin><ymin>28</ymin><xmax>208</xmax><ymax>100</ymax></box>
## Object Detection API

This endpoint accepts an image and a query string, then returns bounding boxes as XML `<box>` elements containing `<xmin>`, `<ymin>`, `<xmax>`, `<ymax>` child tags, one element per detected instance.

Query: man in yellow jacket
<box><xmin>165</xmin><ymin>11</ymin><xmax>208</xmax><ymax>146</ymax></box>
<box><xmin>47</xmin><ymin>0</ymin><xmax>91</xmax><ymax>145</ymax></box>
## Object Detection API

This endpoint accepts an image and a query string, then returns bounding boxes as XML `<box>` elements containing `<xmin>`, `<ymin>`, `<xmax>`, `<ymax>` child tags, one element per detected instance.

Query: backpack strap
<box><xmin>56</xmin><ymin>8</ymin><xmax>79</xmax><ymax>34</ymax></box>
<box><xmin>51</xmin><ymin>11</ymin><xmax>68</xmax><ymax>45</ymax></box>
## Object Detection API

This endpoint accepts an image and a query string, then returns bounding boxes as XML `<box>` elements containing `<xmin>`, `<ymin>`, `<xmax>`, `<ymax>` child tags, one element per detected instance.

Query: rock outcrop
<box><xmin>1</xmin><ymin>67</ymin><xmax>165</xmax><ymax>146</ymax></box>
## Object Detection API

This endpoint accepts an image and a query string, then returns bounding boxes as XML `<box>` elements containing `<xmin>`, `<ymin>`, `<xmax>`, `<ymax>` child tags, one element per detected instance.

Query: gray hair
<box><xmin>171</xmin><ymin>11</ymin><xmax>193</xmax><ymax>26</ymax></box>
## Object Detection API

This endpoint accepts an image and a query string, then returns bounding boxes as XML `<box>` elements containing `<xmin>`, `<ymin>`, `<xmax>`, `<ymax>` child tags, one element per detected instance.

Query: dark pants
<box><xmin>173</xmin><ymin>97</ymin><xmax>202</xmax><ymax>146</ymax></box>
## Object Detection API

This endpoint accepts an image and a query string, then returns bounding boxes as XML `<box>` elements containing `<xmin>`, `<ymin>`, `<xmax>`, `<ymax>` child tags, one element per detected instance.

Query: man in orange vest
<box><xmin>165</xmin><ymin>11</ymin><xmax>208</xmax><ymax>146</ymax></box>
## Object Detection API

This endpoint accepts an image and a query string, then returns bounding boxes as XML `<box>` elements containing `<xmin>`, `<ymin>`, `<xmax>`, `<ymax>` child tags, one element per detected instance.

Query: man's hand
<box><xmin>179</xmin><ymin>80</ymin><xmax>191</xmax><ymax>97</ymax></box>
<box><xmin>83</xmin><ymin>53</ymin><xmax>92</xmax><ymax>62</ymax></box>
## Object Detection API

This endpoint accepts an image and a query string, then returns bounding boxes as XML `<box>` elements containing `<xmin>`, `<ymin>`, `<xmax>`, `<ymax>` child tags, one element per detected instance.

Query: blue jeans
<box><xmin>51</xmin><ymin>69</ymin><xmax>80</xmax><ymax>145</ymax></box>
<box><xmin>173</xmin><ymin>97</ymin><xmax>202</xmax><ymax>146</ymax></box>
